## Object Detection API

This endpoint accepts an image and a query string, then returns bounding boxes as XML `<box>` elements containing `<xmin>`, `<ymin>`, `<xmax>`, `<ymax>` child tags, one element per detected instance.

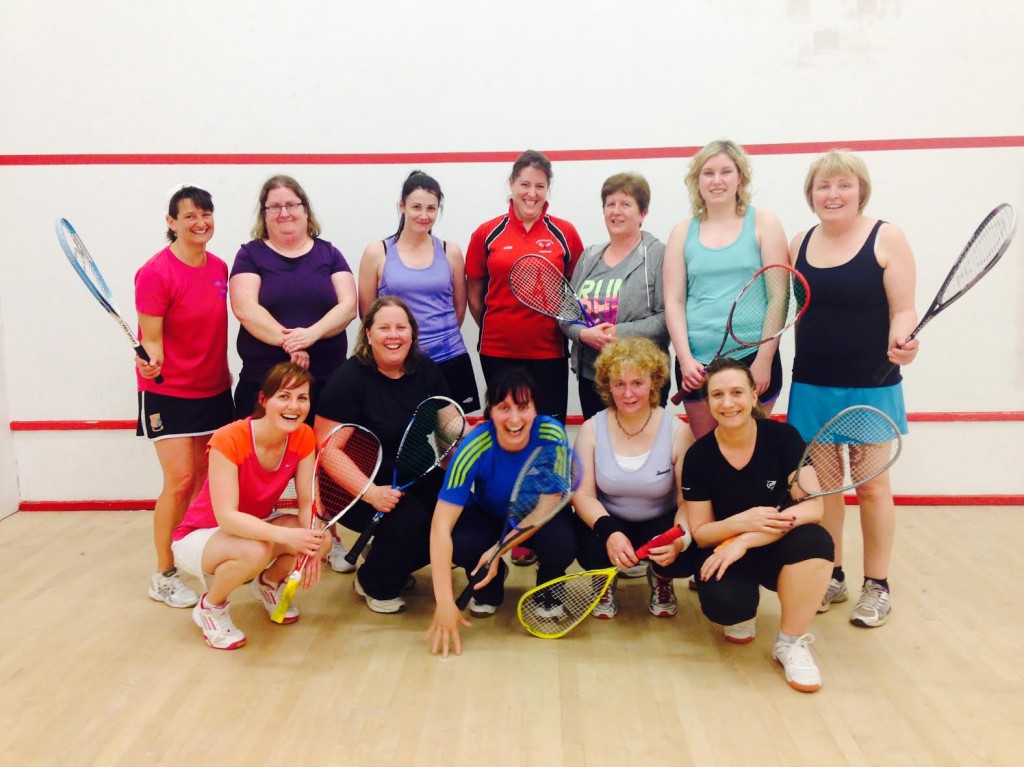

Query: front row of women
<box><xmin>169</xmin><ymin>300</ymin><xmax>833</xmax><ymax>692</ymax></box>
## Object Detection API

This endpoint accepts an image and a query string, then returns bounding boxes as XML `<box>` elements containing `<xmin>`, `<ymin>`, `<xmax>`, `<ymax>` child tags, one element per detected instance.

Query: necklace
<box><xmin>615</xmin><ymin>409</ymin><xmax>652</xmax><ymax>439</ymax></box>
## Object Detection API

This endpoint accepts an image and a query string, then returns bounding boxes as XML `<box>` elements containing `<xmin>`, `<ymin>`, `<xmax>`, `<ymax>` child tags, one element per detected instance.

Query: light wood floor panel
<box><xmin>1</xmin><ymin>508</ymin><xmax>1022</xmax><ymax>766</ymax></box>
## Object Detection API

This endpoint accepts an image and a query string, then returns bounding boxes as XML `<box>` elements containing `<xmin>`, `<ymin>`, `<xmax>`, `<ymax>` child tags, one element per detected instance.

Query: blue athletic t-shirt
<box><xmin>439</xmin><ymin>415</ymin><xmax>568</xmax><ymax>519</ymax></box>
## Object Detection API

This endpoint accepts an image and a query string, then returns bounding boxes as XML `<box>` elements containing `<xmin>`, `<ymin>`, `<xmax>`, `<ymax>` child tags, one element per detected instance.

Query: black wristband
<box><xmin>593</xmin><ymin>515</ymin><xmax>624</xmax><ymax>544</ymax></box>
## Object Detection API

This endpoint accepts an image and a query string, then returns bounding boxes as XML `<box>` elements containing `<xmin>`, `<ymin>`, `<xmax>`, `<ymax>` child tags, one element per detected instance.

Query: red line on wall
<box><xmin>10</xmin><ymin>411</ymin><xmax>1024</xmax><ymax>432</ymax></box>
<box><xmin>19</xmin><ymin>494</ymin><xmax>1024</xmax><ymax>512</ymax></box>
<box><xmin>1</xmin><ymin>136</ymin><xmax>1021</xmax><ymax>167</ymax></box>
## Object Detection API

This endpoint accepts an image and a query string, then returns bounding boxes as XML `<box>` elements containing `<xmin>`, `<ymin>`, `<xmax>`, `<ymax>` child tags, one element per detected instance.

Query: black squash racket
<box><xmin>56</xmin><ymin>218</ymin><xmax>163</xmax><ymax>383</ymax></box>
<box><xmin>875</xmin><ymin>204</ymin><xmax>1017</xmax><ymax>384</ymax></box>
<box><xmin>509</xmin><ymin>253</ymin><xmax>595</xmax><ymax>327</ymax></box>
<box><xmin>671</xmin><ymin>263</ymin><xmax>809</xmax><ymax>404</ymax></box>
<box><xmin>343</xmin><ymin>396</ymin><xmax>466</xmax><ymax>565</ymax></box>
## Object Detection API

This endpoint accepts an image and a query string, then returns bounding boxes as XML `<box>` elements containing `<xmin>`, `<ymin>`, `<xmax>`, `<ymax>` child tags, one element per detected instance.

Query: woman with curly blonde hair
<box><xmin>571</xmin><ymin>337</ymin><xmax>696</xmax><ymax>620</ymax></box>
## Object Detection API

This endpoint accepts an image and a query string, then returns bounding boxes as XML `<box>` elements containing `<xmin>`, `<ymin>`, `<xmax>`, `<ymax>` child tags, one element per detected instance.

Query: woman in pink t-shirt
<box><xmin>172</xmin><ymin>362</ymin><xmax>330</xmax><ymax>650</ymax></box>
<box><xmin>135</xmin><ymin>185</ymin><xmax>234</xmax><ymax>612</ymax></box>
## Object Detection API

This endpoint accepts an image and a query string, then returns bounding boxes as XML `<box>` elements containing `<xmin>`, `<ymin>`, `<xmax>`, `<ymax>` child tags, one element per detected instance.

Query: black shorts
<box><xmin>137</xmin><ymin>389</ymin><xmax>234</xmax><ymax>441</ymax></box>
<box><xmin>674</xmin><ymin>349</ymin><xmax>783</xmax><ymax>405</ymax></box>
<box><xmin>437</xmin><ymin>353</ymin><xmax>481</xmax><ymax>414</ymax></box>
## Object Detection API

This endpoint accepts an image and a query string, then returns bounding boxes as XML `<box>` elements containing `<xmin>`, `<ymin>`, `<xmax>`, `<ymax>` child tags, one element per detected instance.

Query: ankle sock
<box><xmin>832</xmin><ymin>566</ymin><xmax>845</xmax><ymax>582</ymax></box>
<box><xmin>865</xmin><ymin>577</ymin><xmax>890</xmax><ymax>592</ymax></box>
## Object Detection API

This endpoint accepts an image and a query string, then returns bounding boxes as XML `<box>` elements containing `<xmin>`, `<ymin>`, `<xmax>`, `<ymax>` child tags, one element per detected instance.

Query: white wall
<box><xmin>2</xmin><ymin>0</ymin><xmax>1022</xmax><ymax>504</ymax></box>
<box><xmin>0</xmin><ymin>296</ymin><xmax>19</xmax><ymax>518</ymax></box>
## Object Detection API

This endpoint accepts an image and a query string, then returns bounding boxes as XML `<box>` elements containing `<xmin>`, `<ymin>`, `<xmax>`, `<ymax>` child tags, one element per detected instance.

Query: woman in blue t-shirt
<box><xmin>427</xmin><ymin>368</ymin><xmax>576</xmax><ymax>657</ymax></box>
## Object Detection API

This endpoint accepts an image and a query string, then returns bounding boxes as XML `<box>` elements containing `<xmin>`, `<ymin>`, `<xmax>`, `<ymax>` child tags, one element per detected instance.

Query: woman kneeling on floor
<box><xmin>679</xmin><ymin>356</ymin><xmax>833</xmax><ymax>692</ymax></box>
<box><xmin>171</xmin><ymin>362</ymin><xmax>329</xmax><ymax>650</ymax></box>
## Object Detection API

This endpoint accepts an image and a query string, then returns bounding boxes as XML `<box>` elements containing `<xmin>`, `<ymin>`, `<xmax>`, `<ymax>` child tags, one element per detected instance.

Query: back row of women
<box><xmin>134</xmin><ymin>141</ymin><xmax>918</xmax><ymax>693</ymax></box>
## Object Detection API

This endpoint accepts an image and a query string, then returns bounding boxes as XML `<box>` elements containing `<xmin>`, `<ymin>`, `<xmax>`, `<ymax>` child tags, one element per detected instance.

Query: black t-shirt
<box><xmin>682</xmin><ymin>419</ymin><xmax>806</xmax><ymax>519</ymax></box>
<box><xmin>317</xmin><ymin>355</ymin><xmax>451</xmax><ymax>482</ymax></box>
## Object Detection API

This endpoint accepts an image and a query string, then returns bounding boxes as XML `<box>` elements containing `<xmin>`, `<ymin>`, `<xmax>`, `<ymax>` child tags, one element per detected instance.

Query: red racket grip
<box><xmin>636</xmin><ymin>524</ymin><xmax>685</xmax><ymax>559</ymax></box>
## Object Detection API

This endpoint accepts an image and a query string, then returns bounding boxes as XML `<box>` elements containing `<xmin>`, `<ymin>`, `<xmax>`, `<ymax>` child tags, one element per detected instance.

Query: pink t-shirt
<box><xmin>135</xmin><ymin>247</ymin><xmax>231</xmax><ymax>398</ymax></box>
<box><xmin>172</xmin><ymin>418</ymin><xmax>316</xmax><ymax>541</ymax></box>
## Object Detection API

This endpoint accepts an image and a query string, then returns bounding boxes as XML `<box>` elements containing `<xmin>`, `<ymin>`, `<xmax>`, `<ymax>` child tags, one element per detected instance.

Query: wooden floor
<box><xmin>2</xmin><ymin>508</ymin><xmax>1023</xmax><ymax>767</ymax></box>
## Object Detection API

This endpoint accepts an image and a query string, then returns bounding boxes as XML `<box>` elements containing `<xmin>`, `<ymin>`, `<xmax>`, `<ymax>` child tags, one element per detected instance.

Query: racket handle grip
<box><xmin>345</xmin><ymin>512</ymin><xmax>381</xmax><ymax>565</ymax></box>
<box><xmin>455</xmin><ymin>570</ymin><xmax>484</xmax><ymax>611</ymax></box>
<box><xmin>134</xmin><ymin>343</ymin><xmax>164</xmax><ymax>384</ymax></box>
<box><xmin>636</xmin><ymin>524</ymin><xmax>685</xmax><ymax>559</ymax></box>
<box><xmin>270</xmin><ymin>572</ymin><xmax>301</xmax><ymax>624</ymax></box>
<box><xmin>670</xmin><ymin>389</ymin><xmax>685</xmax><ymax>406</ymax></box>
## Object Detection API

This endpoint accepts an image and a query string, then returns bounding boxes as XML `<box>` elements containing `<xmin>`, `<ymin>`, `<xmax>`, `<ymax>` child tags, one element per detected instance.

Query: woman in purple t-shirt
<box><xmin>230</xmin><ymin>175</ymin><xmax>357</xmax><ymax>421</ymax></box>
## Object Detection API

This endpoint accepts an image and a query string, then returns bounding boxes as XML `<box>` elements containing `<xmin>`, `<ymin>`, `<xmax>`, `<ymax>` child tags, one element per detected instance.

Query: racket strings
<box><xmin>941</xmin><ymin>206</ymin><xmax>1016</xmax><ymax>301</ymax></box>
<box><xmin>394</xmin><ymin>401</ymin><xmax>465</xmax><ymax>487</ymax></box>
<box><xmin>509</xmin><ymin>258</ymin><xmax>584</xmax><ymax>323</ymax></box>
<box><xmin>314</xmin><ymin>427</ymin><xmax>382</xmax><ymax>522</ymax></box>
<box><xmin>729</xmin><ymin>267</ymin><xmax>808</xmax><ymax>347</ymax></box>
<box><xmin>801</xmin><ymin>407</ymin><xmax>901</xmax><ymax>494</ymax></box>
<box><xmin>518</xmin><ymin>572</ymin><xmax>615</xmax><ymax>635</ymax></box>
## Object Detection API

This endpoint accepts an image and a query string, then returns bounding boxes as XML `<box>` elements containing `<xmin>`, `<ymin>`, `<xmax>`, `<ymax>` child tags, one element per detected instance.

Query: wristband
<box><xmin>593</xmin><ymin>515</ymin><xmax>624</xmax><ymax>544</ymax></box>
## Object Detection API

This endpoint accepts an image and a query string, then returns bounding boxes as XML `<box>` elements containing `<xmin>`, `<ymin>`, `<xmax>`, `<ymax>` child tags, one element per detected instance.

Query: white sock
<box><xmin>776</xmin><ymin>630</ymin><xmax>799</xmax><ymax>645</ymax></box>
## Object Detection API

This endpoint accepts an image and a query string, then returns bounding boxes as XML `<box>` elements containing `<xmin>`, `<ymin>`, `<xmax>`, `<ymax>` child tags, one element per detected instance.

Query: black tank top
<box><xmin>793</xmin><ymin>220</ymin><xmax>899</xmax><ymax>387</ymax></box>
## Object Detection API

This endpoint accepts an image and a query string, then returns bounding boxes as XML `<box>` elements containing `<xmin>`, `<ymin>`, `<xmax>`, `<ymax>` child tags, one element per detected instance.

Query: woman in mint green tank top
<box><xmin>664</xmin><ymin>140</ymin><xmax>790</xmax><ymax>439</ymax></box>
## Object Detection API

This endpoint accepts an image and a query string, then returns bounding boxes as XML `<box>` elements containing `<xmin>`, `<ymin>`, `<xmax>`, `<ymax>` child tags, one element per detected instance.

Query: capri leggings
<box><xmin>692</xmin><ymin>524</ymin><xmax>834</xmax><ymax>626</ymax></box>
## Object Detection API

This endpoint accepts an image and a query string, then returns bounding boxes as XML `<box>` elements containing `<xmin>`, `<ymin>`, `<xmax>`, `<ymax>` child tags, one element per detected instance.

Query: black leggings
<box><xmin>692</xmin><ymin>524</ymin><xmax>834</xmax><ymax>626</ymax></box>
<box><xmin>451</xmin><ymin>504</ymin><xmax>577</xmax><ymax>606</ymax></box>
<box><xmin>480</xmin><ymin>355</ymin><xmax>568</xmax><ymax>424</ymax></box>
<box><xmin>339</xmin><ymin>473</ymin><xmax>443</xmax><ymax>600</ymax></box>
<box><xmin>574</xmin><ymin>512</ymin><xmax>686</xmax><ymax>580</ymax></box>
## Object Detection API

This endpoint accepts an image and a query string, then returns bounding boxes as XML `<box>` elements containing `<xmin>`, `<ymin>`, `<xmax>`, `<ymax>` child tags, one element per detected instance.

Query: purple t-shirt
<box><xmin>231</xmin><ymin>238</ymin><xmax>351</xmax><ymax>382</ymax></box>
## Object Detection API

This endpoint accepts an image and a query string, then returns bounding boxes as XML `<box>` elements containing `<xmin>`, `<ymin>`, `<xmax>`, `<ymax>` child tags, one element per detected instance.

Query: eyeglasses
<box><xmin>264</xmin><ymin>202</ymin><xmax>304</xmax><ymax>215</ymax></box>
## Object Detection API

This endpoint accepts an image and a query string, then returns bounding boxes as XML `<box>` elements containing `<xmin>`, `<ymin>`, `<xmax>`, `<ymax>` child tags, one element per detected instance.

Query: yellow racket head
<box><xmin>517</xmin><ymin>567</ymin><xmax>618</xmax><ymax>639</ymax></box>
<box><xmin>270</xmin><ymin>572</ymin><xmax>301</xmax><ymax>624</ymax></box>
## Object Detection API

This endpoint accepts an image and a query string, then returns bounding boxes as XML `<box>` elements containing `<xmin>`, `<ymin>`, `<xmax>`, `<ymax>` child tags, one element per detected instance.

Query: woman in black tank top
<box><xmin>787</xmin><ymin>150</ymin><xmax>919</xmax><ymax>630</ymax></box>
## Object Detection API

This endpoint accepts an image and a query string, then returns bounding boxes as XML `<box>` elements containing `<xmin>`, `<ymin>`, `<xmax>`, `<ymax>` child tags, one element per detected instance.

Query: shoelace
<box><xmin>785</xmin><ymin>634</ymin><xmax>816</xmax><ymax>669</ymax></box>
<box><xmin>654</xmin><ymin>577</ymin><xmax>674</xmax><ymax>604</ymax></box>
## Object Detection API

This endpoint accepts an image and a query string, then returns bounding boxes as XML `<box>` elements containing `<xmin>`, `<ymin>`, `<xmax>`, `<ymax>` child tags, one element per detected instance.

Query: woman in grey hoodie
<box><xmin>559</xmin><ymin>172</ymin><xmax>669</xmax><ymax>420</ymax></box>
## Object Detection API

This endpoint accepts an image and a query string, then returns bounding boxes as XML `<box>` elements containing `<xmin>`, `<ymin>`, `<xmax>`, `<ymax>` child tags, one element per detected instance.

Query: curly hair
<box><xmin>593</xmin><ymin>337</ymin><xmax>669</xmax><ymax>410</ymax></box>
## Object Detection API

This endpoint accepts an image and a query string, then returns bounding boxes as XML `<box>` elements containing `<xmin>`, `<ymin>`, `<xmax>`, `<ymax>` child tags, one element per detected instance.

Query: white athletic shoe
<box><xmin>148</xmin><ymin>569</ymin><xmax>199</xmax><ymax>608</ymax></box>
<box><xmin>773</xmin><ymin>634</ymin><xmax>822</xmax><ymax>692</ymax></box>
<box><xmin>329</xmin><ymin>539</ymin><xmax>357</xmax><ymax>573</ymax></box>
<box><xmin>192</xmin><ymin>594</ymin><xmax>246</xmax><ymax>650</ymax></box>
<box><xmin>250</xmin><ymin>572</ymin><xmax>299</xmax><ymax>624</ymax></box>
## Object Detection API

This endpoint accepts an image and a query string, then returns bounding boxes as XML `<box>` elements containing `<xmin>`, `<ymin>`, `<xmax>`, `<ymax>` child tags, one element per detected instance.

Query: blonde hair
<box><xmin>803</xmin><ymin>149</ymin><xmax>872</xmax><ymax>213</ymax></box>
<box><xmin>684</xmin><ymin>140</ymin><xmax>753</xmax><ymax>219</ymax></box>
<box><xmin>594</xmin><ymin>337</ymin><xmax>669</xmax><ymax>410</ymax></box>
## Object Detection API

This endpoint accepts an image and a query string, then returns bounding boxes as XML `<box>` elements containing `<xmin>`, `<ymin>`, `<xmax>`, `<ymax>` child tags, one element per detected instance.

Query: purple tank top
<box><xmin>379</xmin><ymin>235</ymin><xmax>467</xmax><ymax>362</ymax></box>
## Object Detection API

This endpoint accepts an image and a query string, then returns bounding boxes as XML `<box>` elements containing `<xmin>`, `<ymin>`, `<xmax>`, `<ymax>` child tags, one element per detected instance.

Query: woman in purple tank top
<box><xmin>357</xmin><ymin>171</ymin><xmax>480</xmax><ymax>413</ymax></box>
<box><xmin>788</xmin><ymin>150</ymin><xmax>919</xmax><ymax>629</ymax></box>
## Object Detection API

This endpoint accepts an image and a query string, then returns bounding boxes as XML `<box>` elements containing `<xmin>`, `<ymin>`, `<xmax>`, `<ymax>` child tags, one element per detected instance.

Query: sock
<box><xmin>865</xmin><ymin>577</ymin><xmax>890</xmax><ymax>592</ymax></box>
<box><xmin>832</xmin><ymin>566</ymin><xmax>845</xmax><ymax>582</ymax></box>
<box><xmin>161</xmin><ymin>567</ymin><xmax>177</xmax><ymax>578</ymax></box>
<box><xmin>201</xmin><ymin>593</ymin><xmax>228</xmax><ymax>609</ymax></box>
<box><xmin>776</xmin><ymin>630</ymin><xmax>799</xmax><ymax>645</ymax></box>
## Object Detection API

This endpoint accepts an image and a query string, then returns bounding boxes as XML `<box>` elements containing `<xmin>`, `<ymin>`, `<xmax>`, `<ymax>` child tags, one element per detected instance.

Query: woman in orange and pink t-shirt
<box><xmin>171</xmin><ymin>363</ymin><xmax>330</xmax><ymax>650</ymax></box>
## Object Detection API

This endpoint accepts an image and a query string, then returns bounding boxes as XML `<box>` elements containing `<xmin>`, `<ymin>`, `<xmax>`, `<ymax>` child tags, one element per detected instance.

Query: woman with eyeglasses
<box><xmin>559</xmin><ymin>172</ymin><xmax>669</xmax><ymax>421</ymax></box>
<box><xmin>230</xmin><ymin>175</ymin><xmax>357</xmax><ymax>422</ymax></box>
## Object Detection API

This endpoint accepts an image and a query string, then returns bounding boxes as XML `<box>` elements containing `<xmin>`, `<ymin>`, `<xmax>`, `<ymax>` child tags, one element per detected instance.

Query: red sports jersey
<box><xmin>466</xmin><ymin>202</ymin><xmax>583</xmax><ymax>359</ymax></box>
